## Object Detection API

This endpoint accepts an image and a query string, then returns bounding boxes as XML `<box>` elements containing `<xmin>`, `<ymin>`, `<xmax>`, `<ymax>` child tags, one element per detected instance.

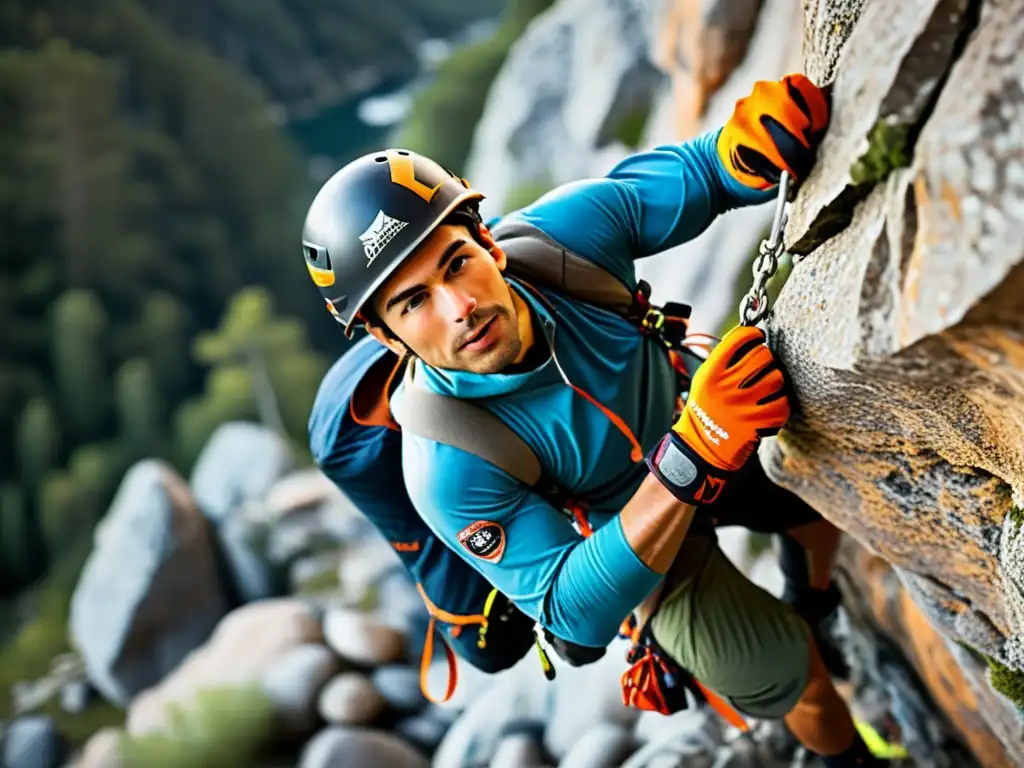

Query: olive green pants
<box><xmin>650</xmin><ymin>530</ymin><xmax>811</xmax><ymax>719</ymax></box>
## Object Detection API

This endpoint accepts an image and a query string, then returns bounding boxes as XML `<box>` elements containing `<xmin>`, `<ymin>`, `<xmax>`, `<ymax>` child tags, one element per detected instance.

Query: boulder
<box><xmin>126</xmin><ymin>598</ymin><xmax>323</xmax><ymax>736</ymax></box>
<box><xmin>431</xmin><ymin>656</ymin><xmax>551</xmax><ymax>768</ymax></box>
<box><xmin>394</xmin><ymin>708</ymin><xmax>452</xmax><ymax>754</ymax></box>
<box><xmin>323</xmin><ymin>607</ymin><xmax>407</xmax><ymax>666</ymax></box>
<box><xmin>317</xmin><ymin>671</ymin><xmax>386</xmax><ymax>725</ymax></box>
<box><xmin>372</xmin><ymin>665</ymin><xmax>428</xmax><ymax>714</ymax></box>
<box><xmin>69</xmin><ymin>459</ymin><xmax>230</xmax><ymax>706</ymax></box>
<box><xmin>335</xmin><ymin>534</ymin><xmax>403</xmax><ymax>606</ymax></box>
<box><xmin>3</xmin><ymin>716</ymin><xmax>68</xmax><ymax>768</ymax></box>
<box><xmin>299</xmin><ymin>727</ymin><xmax>430</xmax><ymax>768</ymax></box>
<box><xmin>540</xmin><ymin>636</ymin><xmax>639</xmax><ymax>759</ymax></box>
<box><xmin>189</xmin><ymin>421</ymin><xmax>294</xmax><ymax>524</ymax></box>
<box><xmin>557</xmin><ymin>722</ymin><xmax>638</xmax><ymax>768</ymax></box>
<box><xmin>488</xmin><ymin>730</ymin><xmax>546</xmax><ymax>768</ymax></box>
<box><xmin>187</xmin><ymin>422</ymin><xmax>297</xmax><ymax>603</ymax></box>
<box><xmin>261</xmin><ymin>643</ymin><xmax>343</xmax><ymax>734</ymax></box>
<box><xmin>262</xmin><ymin>467</ymin><xmax>350</xmax><ymax>518</ymax></box>
<box><xmin>75</xmin><ymin>727</ymin><xmax>122</xmax><ymax>768</ymax></box>
<box><xmin>60</xmin><ymin>679</ymin><xmax>93</xmax><ymax>714</ymax></box>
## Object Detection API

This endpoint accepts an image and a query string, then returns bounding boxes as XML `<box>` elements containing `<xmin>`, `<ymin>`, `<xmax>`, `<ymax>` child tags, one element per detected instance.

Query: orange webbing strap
<box><xmin>564</xmin><ymin>500</ymin><xmax>594</xmax><ymax>539</ymax></box>
<box><xmin>568</xmin><ymin>383</ymin><xmax>644</xmax><ymax>463</ymax></box>
<box><xmin>693</xmin><ymin>678</ymin><xmax>750</xmax><ymax>733</ymax></box>
<box><xmin>420</xmin><ymin>615</ymin><xmax>459</xmax><ymax>705</ymax></box>
<box><xmin>415</xmin><ymin>583</ymin><xmax>490</xmax><ymax>705</ymax></box>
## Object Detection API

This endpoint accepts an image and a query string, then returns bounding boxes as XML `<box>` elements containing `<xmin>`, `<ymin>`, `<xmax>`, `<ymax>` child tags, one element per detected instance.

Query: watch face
<box><xmin>659</xmin><ymin>440</ymin><xmax>698</xmax><ymax>487</ymax></box>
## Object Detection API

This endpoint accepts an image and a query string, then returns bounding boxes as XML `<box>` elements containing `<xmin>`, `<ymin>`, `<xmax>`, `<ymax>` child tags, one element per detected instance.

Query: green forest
<box><xmin>0</xmin><ymin>0</ymin><xmax>555</xmax><ymax>626</ymax></box>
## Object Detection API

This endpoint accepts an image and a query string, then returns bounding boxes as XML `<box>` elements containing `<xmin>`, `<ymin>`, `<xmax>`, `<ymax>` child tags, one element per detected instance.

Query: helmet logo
<box><xmin>360</xmin><ymin>209</ymin><xmax>408</xmax><ymax>267</ymax></box>
<box><xmin>387</xmin><ymin>150</ymin><xmax>444</xmax><ymax>202</ymax></box>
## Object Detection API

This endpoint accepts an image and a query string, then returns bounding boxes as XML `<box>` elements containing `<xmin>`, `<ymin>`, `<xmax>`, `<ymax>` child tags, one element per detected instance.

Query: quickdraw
<box><xmin>738</xmin><ymin>171</ymin><xmax>791</xmax><ymax>328</ymax></box>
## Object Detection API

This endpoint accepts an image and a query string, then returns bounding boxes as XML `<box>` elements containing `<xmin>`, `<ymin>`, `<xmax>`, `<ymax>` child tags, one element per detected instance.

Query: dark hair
<box><xmin>361</xmin><ymin>203</ymin><xmax>487</xmax><ymax>340</ymax></box>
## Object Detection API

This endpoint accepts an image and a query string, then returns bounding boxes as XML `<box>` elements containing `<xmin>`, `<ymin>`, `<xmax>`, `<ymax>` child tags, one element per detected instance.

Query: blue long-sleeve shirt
<box><xmin>387</xmin><ymin>129</ymin><xmax>774</xmax><ymax>647</ymax></box>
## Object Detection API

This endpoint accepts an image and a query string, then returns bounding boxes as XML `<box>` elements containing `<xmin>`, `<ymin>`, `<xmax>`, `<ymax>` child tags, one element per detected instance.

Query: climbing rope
<box><xmin>738</xmin><ymin>171</ymin><xmax>791</xmax><ymax>327</ymax></box>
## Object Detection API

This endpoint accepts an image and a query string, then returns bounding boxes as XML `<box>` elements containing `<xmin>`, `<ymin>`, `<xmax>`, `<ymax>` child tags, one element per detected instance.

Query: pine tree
<box><xmin>37</xmin><ymin>469</ymin><xmax>89</xmax><ymax>558</ymax></box>
<box><xmin>16</xmin><ymin>397</ymin><xmax>60</xmax><ymax>492</ymax></box>
<box><xmin>51</xmin><ymin>289</ymin><xmax>111</xmax><ymax>444</ymax></box>
<box><xmin>142</xmin><ymin>292</ymin><xmax>195</xmax><ymax>407</ymax></box>
<box><xmin>115</xmin><ymin>358</ymin><xmax>165</xmax><ymax>457</ymax></box>
<box><xmin>176</xmin><ymin>286</ymin><xmax>328</xmax><ymax>468</ymax></box>
<box><xmin>0</xmin><ymin>484</ymin><xmax>34</xmax><ymax>588</ymax></box>
<box><xmin>67</xmin><ymin>442</ymin><xmax>131</xmax><ymax>526</ymax></box>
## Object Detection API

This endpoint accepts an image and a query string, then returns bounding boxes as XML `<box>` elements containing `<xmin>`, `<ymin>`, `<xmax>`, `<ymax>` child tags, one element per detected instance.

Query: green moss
<box><xmin>986</xmin><ymin>656</ymin><xmax>1024</xmax><ymax>707</ymax></box>
<box><xmin>357</xmin><ymin>582</ymin><xmax>381</xmax><ymax>612</ymax></box>
<box><xmin>0</xmin><ymin>544</ymin><xmax>90</xmax><ymax>717</ymax></box>
<box><xmin>46</xmin><ymin>700</ymin><xmax>125</xmax><ymax>746</ymax></box>
<box><xmin>849</xmin><ymin>119</ymin><xmax>911</xmax><ymax>186</ymax></box>
<box><xmin>0</xmin><ymin>541</ymin><xmax>127</xmax><ymax>745</ymax></box>
<box><xmin>1009</xmin><ymin>506</ymin><xmax>1024</xmax><ymax>530</ymax></box>
<box><xmin>789</xmin><ymin>118</ymin><xmax>911</xmax><ymax>256</ymax></box>
<box><xmin>116</xmin><ymin>684</ymin><xmax>276</xmax><ymax>768</ymax></box>
<box><xmin>294</xmin><ymin>566</ymin><xmax>341</xmax><ymax>596</ymax></box>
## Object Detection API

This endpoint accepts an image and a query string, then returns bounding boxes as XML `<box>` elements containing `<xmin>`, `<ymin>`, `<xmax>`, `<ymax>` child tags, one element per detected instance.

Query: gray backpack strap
<box><xmin>390</xmin><ymin>361</ymin><xmax>542</xmax><ymax>487</ymax></box>
<box><xmin>490</xmin><ymin>220</ymin><xmax>636</xmax><ymax>313</ymax></box>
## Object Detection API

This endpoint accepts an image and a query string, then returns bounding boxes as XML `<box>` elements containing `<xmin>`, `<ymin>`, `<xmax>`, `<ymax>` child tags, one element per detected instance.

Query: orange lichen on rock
<box><xmin>652</xmin><ymin>0</ymin><xmax>766</xmax><ymax>137</ymax></box>
<box><xmin>839</xmin><ymin>545</ymin><xmax>1016</xmax><ymax>766</ymax></box>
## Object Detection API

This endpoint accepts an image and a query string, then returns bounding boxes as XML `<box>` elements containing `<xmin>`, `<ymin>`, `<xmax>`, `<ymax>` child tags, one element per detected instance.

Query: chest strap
<box><xmin>389</xmin><ymin>359</ymin><xmax>542</xmax><ymax>487</ymax></box>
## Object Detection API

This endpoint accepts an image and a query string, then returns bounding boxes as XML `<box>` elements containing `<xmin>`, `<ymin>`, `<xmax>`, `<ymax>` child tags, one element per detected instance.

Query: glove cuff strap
<box><xmin>646</xmin><ymin>432</ymin><xmax>731</xmax><ymax>506</ymax></box>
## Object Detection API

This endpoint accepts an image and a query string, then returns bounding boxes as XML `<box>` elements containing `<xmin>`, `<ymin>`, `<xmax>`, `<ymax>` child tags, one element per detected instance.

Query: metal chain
<box><xmin>739</xmin><ymin>171</ymin><xmax>791</xmax><ymax>327</ymax></box>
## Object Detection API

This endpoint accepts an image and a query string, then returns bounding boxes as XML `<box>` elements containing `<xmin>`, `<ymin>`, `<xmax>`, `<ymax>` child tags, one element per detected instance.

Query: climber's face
<box><xmin>367</xmin><ymin>222</ymin><xmax>528</xmax><ymax>374</ymax></box>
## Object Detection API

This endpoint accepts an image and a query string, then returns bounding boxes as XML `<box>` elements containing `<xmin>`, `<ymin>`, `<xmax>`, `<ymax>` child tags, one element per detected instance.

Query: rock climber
<box><xmin>304</xmin><ymin>74</ymin><xmax>882</xmax><ymax>765</ymax></box>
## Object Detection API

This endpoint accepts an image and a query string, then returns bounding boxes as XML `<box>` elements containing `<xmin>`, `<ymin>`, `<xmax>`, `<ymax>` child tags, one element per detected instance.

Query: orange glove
<box><xmin>646</xmin><ymin>326</ymin><xmax>791</xmax><ymax>505</ymax></box>
<box><xmin>717</xmin><ymin>73</ymin><xmax>830</xmax><ymax>191</ymax></box>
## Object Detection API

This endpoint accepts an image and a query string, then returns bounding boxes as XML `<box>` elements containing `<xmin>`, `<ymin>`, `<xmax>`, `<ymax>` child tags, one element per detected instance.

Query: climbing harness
<box><xmin>738</xmin><ymin>171</ymin><xmax>791</xmax><ymax>327</ymax></box>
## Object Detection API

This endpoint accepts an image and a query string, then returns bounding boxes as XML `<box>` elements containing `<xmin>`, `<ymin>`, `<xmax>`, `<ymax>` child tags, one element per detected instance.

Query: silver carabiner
<box><xmin>738</xmin><ymin>171</ymin><xmax>791</xmax><ymax>328</ymax></box>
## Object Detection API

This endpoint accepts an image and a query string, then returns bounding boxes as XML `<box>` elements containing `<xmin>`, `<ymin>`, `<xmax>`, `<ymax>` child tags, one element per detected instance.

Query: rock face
<box><xmin>786</xmin><ymin>0</ymin><xmax>979</xmax><ymax>255</ymax></box>
<box><xmin>69</xmin><ymin>460</ymin><xmax>230</xmax><ymax>706</ymax></box>
<box><xmin>650</xmin><ymin>0</ymin><xmax>767</xmax><ymax>138</ymax></box>
<box><xmin>466</xmin><ymin>0</ymin><xmax>665</xmax><ymax>218</ymax></box>
<box><xmin>763</xmin><ymin>0</ymin><xmax>1024</xmax><ymax>759</ymax></box>
<box><xmin>838</xmin><ymin>543</ymin><xmax>1017</xmax><ymax>766</ymax></box>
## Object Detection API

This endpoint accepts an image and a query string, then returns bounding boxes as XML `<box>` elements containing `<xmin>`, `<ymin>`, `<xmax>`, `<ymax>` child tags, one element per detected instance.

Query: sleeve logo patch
<box><xmin>457</xmin><ymin>521</ymin><xmax>506</xmax><ymax>563</ymax></box>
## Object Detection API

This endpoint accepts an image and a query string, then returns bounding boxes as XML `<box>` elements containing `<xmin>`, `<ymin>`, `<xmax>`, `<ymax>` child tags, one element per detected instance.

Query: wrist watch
<box><xmin>646</xmin><ymin>431</ymin><xmax>730</xmax><ymax>505</ymax></box>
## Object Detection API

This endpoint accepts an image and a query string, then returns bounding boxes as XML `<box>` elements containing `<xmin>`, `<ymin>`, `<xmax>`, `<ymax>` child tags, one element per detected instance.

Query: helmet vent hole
<box><xmin>307</xmin><ymin>246</ymin><xmax>318</xmax><ymax>260</ymax></box>
<box><xmin>374</xmin><ymin>155</ymin><xmax>387</xmax><ymax>163</ymax></box>
<box><xmin>397</xmin><ymin>150</ymin><xmax>410</xmax><ymax>156</ymax></box>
